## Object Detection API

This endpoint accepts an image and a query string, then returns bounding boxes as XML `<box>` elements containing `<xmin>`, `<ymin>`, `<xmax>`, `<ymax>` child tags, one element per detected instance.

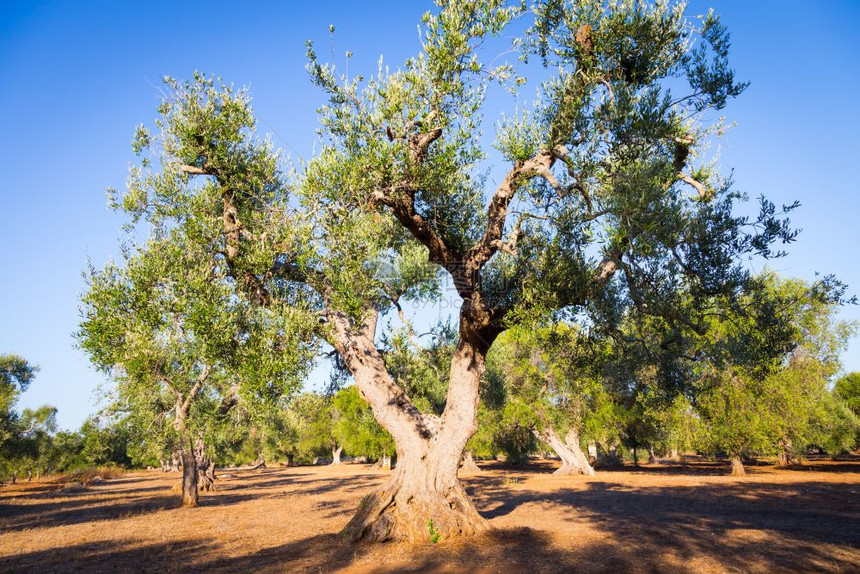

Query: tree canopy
<box><xmin>80</xmin><ymin>0</ymin><xmax>818</xmax><ymax>543</ymax></box>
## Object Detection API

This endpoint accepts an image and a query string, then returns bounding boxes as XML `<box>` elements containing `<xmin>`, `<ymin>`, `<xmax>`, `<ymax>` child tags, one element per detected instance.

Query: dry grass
<box><xmin>1</xmin><ymin>457</ymin><xmax>858</xmax><ymax>573</ymax></box>
<box><xmin>51</xmin><ymin>466</ymin><xmax>125</xmax><ymax>487</ymax></box>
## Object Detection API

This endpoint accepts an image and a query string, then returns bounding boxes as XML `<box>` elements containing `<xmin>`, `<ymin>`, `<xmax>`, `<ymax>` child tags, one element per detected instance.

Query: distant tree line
<box><xmin>5</xmin><ymin>271</ymin><xmax>859</xmax><ymax>486</ymax></box>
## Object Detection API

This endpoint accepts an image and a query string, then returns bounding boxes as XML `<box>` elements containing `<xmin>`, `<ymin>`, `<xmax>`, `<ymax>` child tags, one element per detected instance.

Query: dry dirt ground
<box><xmin>1</xmin><ymin>458</ymin><xmax>858</xmax><ymax>573</ymax></box>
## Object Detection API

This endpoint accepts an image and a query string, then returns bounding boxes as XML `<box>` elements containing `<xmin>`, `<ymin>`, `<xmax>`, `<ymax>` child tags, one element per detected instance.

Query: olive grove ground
<box><xmin>1</xmin><ymin>458</ymin><xmax>858</xmax><ymax>572</ymax></box>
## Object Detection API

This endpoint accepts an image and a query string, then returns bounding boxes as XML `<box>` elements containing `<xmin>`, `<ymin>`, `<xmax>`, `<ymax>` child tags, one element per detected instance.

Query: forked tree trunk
<box><xmin>332</xmin><ymin>445</ymin><xmax>344</xmax><ymax>465</ymax></box>
<box><xmin>648</xmin><ymin>445</ymin><xmax>657</xmax><ymax>465</ymax></box>
<box><xmin>669</xmin><ymin>447</ymin><xmax>680</xmax><ymax>461</ymax></box>
<box><xmin>458</xmin><ymin>450</ymin><xmax>482</xmax><ymax>475</ymax></box>
<box><xmin>536</xmin><ymin>427</ymin><xmax>596</xmax><ymax>476</ymax></box>
<box><xmin>730</xmin><ymin>456</ymin><xmax>746</xmax><ymax>476</ymax></box>
<box><xmin>336</xmin><ymin>329</ymin><xmax>489</xmax><ymax>543</ymax></box>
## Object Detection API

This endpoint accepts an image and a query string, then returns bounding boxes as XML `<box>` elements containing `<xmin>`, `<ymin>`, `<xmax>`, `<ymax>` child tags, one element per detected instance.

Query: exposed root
<box><xmin>553</xmin><ymin>461</ymin><xmax>596</xmax><ymax>476</ymax></box>
<box><xmin>342</xmin><ymin>473</ymin><xmax>488</xmax><ymax>543</ymax></box>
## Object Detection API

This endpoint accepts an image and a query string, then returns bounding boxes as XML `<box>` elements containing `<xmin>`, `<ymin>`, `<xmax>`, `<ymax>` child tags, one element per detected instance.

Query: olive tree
<box><xmin>78</xmin><ymin>232</ymin><xmax>312</xmax><ymax>505</ymax></box>
<box><xmin>1</xmin><ymin>355</ymin><xmax>38</xmax><ymax>449</ymax></box>
<box><xmin>115</xmin><ymin>0</ymin><xmax>797</xmax><ymax>541</ymax></box>
<box><xmin>298</xmin><ymin>0</ymin><xmax>793</xmax><ymax>540</ymax></box>
<box><xmin>486</xmin><ymin>326</ymin><xmax>603</xmax><ymax>475</ymax></box>
<box><xmin>1</xmin><ymin>355</ymin><xmax>41</xmax><ymax>482</ymax></box>
<box><xmin>693</xmin><ymin>273</ymin><xmax>854</xmax><ymax>474</ymax></box>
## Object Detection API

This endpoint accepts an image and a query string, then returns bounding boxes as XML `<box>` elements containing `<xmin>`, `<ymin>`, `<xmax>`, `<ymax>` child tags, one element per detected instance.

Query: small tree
<box><xmin>79</xmin><ymin>234</ymin><xmax>312</xmax><ymax>505</ymax></box>
<box><xmin>487</xmin><ymin>327</ymin><xmax>603</xmax><ymax>475</ymax></box>
<box><xmin>1</xmin><ymin>355</ymin><xmax>40</xmax><ymax>482</ymax></box>
<box><xmin>6</xmin><ymin>406</ymin><xmax>58</xmax><ymax>481</ymax></box>
<box><xmin>1</xmin><ymin>355</ymin><xmax>38</xmax><ymax>447</ymax></box>
<box><xmin>288</xmin><ymin>392</ymin><xmax>336</xmax><ymax>464</ymax></box>
<box><xmin>696</xmin><ymin>370</ymin><xmax>776</xmax><ymax>475</ymax></box>
<box><xmin>836</xmin><ymin>373</ymin><xmax>860</xmax><ymax>415</ymax></box>
<box><xmin>835</xmin><ymin>372</ymin><xmax>860</xmax><ymax>451</ymax></box>
<box><xmin>693</xmin><ymin>273</ymin><xmax>854</xmax><ymax>474</ymax></box>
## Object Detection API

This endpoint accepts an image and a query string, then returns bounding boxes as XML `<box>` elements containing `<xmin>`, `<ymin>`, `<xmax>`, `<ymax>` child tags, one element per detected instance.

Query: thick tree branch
<box><xmin>372</xmin><ymin>185</ymin><xmax>464</xmax><ymax>283</ymax></box>
<box><xmin>465</xmin><ymin>152</ymin><xmax>554</xmax><ymax>274</ymax></box>
<box><xmin>325</xmin><ymin>307</ymin><xmax>439</xmax><ymax>441</ymax></box>
<box><xmin>178</xmin><ymin>364</ymin><xmax>211</xmax><ymax>419</ymax></box>
<box><xmin>677</xmin><ymin>171</ymin><xmax>711</xmax><ymax>200</ymax></box>
<box><xmin>178</xmin><ymin>164</ymin><xmax>212</xmax><ymax>176</ymax></box>
<box><xmin>408</xmin><ymin>128</ymin><xmax>443</xmax><ymax>163</ymax></box>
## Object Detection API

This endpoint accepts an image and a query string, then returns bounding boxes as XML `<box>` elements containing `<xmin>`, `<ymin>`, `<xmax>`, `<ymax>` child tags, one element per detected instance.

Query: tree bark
<box><xmin>175</xmin><ymin>399</ymin><xmax>197</xmax><ymax>506</ymax></box>
<box><xmin>458</xmin><ymin>450</ymin><xmax>482</xmax><ymax>475</ymax></box>
<box><xmin>730</xmin><ymin>456</ymin><xmax>746</xmax><ymax>476</ymax></box>
<box><xmin>669</xmin><ymin>448</ymin><xmax>680</xmax><ymax>461</ymax></box>
<box><xmin>648</xmin><ymin>445</ymin><xmax>657</xmax><ymax>465</ymax></box>
<box><xmin>331</xmin><ymin>445</ymin><xmax>343</xmax><ymax>465</ymax></box>
<box><xmin>171</xmin><ymin>367</ymin><xmax>208</xmax><ymax>507</ymax></box>
<box><xmin>536</xmin><ymin>427</ymin><xmax>595</xmax><ymax>476</ymax></box>
<box><xmin>195</xmin><ymin>436</ymin><xmax>217</xmax><ymax>492</ymax></box>
<box><xmin>338</xmin><ymin>332</ymin><xmax>489</xmax><ymax>543</ymax></box>
<box><xmin>777</xmin><ymin>438</ymin><xmax>799</xmax><ymax>467</ymax></box>
<box><xmin>179</xmin><ymin>437</ymin><xmax>199</xmax><ymax>506</ymax></box>
<box><xmin>161</xmin><ymin>450</ymin><xmax>182</xmax><ymax>472</ymax></box>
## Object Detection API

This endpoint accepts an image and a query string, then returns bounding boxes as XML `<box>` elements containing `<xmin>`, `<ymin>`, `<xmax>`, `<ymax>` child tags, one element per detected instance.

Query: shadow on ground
<box><xmin>2</xmin><ymin>461</ymin><xmax>858</xmax><ymax>572</ymax></box>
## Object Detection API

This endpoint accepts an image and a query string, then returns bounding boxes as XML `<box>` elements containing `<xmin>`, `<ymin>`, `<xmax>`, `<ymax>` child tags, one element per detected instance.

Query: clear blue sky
<box><xmin>1</xmin><ymin>1</ymin><xmax>858</xmax><ymax>430</ymax></box>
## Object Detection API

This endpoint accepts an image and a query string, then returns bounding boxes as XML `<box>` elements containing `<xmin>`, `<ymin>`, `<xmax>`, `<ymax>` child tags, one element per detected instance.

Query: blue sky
<box><xmin>1</xmin><ymin>1</ymin><xmax>858</xmax><ymax>430</ymax></box>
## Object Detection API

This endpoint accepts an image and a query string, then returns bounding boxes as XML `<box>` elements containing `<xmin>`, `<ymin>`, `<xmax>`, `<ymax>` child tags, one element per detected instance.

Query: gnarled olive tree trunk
<box><xmin>776</xmin><ymin>438</ymin><xmax>799</xmax><ymax>467</ymax></box>
<box><xmin>536</xmin><ymin>427</ymin><xmax>595</xmax><ymax>476</ymax></box>
<box><xmin>172</xmin><ymin>370</ymin><xmax>208</xmax><ymax>507</ymax></box>
<box><xmin>730</xmin><ymin>456</ymin><xmax>746</xmax><ymax>476</ymax></box>
<box><xmin>174</xmin><ymin>403</ymin><xmax>198</xmax><ymax>507</ymax></box>
<box><xmin>331</xmin><ymin>445</ymin><xmax>344</xmax><ymax>465</ymax></box>
<box><xmin>161</xmin><ymin>450</ymin><xmax>182</xmax><ymax>473</ymax></box>
<box><xmin>195</xmin><ymin>436</ymin><xmax>217</xmax><ymax>492</ymax></box>
<box><xmin>332</xmin><ymin>312</ymin><xmax>489</xmax><ymax>543</ymax></box>
<box><xmin>179</xmin><ymin>435</ymin><xmax>199</xmax><ymax>506</ymax></box>
<box><xmin>459</xmin><ymin>450</ymin><xmax>482</xmax><ymax>475</ymax></box>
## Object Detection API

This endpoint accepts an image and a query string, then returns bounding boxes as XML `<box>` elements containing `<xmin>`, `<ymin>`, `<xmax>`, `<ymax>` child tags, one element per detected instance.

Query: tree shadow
<box><xmin>472</xmin><ymin>478</ymin><xmax>859</xmax><ymax>571</ymax></box>
<box><xmin>4</xmin><ymin>463</ymin><xmax>858</xmax><ymax>572</ymax></box>
<box><xmin>1</xmin><ymin>468</ymin><xmax>384</xmax><ymax>534</ymax></box>
<box><xmin>0</xmin><ymin>493</ymin><xmax>180</xmax><ymax>532</ymax></box>
<box><xmin>0</xmin><ymin>528</ymin><xmax>605</xmax><ymax>573</ymax></box>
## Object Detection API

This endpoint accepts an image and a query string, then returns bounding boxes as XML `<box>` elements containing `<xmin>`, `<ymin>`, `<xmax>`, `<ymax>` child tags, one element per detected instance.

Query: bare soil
<box><xmin>1</xmin><ymin>458</ymin><xmax>858</xmax><ymax>573</ymax></box>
